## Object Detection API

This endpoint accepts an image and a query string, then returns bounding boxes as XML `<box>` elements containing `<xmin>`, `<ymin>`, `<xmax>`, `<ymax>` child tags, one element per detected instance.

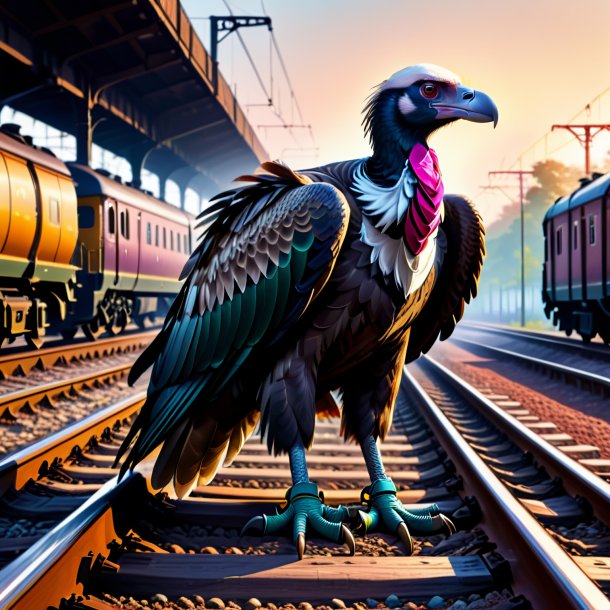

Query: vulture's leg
<box><xmin>241</xmin><ymin>441</ymin><xmax>355</xmax><ymax>559</ymax></box>
<box><xmin>358</xmin><ymin>434</ymin><xmax>455</xmax><ymax>553</ymax></box>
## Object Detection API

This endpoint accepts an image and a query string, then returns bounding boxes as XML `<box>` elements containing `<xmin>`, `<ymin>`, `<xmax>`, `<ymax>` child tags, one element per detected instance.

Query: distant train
<box><xmin>0</xmin><ymin>124</ymin><xmax>194</xmax><ymax>349</ymax></box>
<box><xmin>542</xmin><ymin>171</ymin><xmax>610</xmax><ymax>343</ymax></box>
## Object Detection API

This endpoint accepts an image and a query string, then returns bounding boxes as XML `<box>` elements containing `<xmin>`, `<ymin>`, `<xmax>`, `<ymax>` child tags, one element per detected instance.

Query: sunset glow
<box><xmin>184</xmin><ymin>0</ymin><xmax>610</xmax><ymax>225</ymax></box>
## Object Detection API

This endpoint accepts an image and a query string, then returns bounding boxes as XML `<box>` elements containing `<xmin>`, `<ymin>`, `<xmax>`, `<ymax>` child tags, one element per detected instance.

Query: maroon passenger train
<box><xmin>0</xmin><ymin>124</ymin><xmax>194</xmax><ymax>348</ymax></box>
<box><xmin>542</xmin><ymin>171</ymin><xmax>610</xmax><ymax>343</ymax></box>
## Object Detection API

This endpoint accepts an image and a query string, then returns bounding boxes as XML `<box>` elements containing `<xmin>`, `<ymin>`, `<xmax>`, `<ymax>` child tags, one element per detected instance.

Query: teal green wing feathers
<box><xmin>116</xmin><ymin>162</ymin><xmax>350</xmax><ymax>481</ymax></box>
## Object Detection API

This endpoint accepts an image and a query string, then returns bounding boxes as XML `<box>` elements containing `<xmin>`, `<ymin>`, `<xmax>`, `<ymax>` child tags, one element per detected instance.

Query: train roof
<box><xmin>0</xmin><ymin>131</ymin><xmax>72</xmax><ymax>177</ymax></box>
<box><xmin>68</xmin><ymin>163</ymin><xmax>194</xmax><ymax>225</ymax></box>
<box><xmin>544</xmin><ymin>172</ymin><xmax>610</xmax><ymax>222</ymax></box>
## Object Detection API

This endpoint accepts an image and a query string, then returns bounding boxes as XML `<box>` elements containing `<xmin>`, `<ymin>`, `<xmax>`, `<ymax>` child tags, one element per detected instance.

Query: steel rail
<box><xmin>461</xmin><ymin>322</ymin><xmax>610</xmax><ymax>358</ymax></box>
<box><xmin>0</xmin><ymin>362</ymin><xmax>135</xmax><ymax>418</ymax></box>
<box><xmin>0</xmin><ymin>391</ymin><xmax>145</xmax><ymax>494</ymax></box>
<box><xmin>0</xmin><ymin>330</ymin><xmax>156</xmax><ymax>379</ymax></box>
<box><xmin>0</xmin><ymin>471</ymin><xmax>147</xmax><ymax>610</ymax></box>
<box><xmin>452</xmin><ymin>336</ymin><xmax>610</xmax><ymax>394</ymax></box>
<box><xmin>420</xmin><ymin>356</ymin><xmax>610</xmax><ymax>523</ymax></box>
<box><xmin>402</xmin><ymin>364</ymin><xmax>609</xmax><ymax>610</ymax></box>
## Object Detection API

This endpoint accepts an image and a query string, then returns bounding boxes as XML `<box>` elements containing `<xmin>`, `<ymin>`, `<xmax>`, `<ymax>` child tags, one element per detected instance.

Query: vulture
<box><xmin>116</xmin><ymin>63</ymin><xmax>497</xmax><ymax>558</ymax></box>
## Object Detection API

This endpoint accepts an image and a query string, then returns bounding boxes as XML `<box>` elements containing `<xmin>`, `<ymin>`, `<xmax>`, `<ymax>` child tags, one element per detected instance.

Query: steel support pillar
<box><xmin>75</xmin><ymin>98</ymin><xmax>92</xmax><ymax>166</ymax></box>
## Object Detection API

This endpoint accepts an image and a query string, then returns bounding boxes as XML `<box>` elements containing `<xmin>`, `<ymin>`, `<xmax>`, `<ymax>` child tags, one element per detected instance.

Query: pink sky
<box><xmin>183</xmin><ymin>0</ymin><xmax>610</xmax><ymax>225</ymax></box>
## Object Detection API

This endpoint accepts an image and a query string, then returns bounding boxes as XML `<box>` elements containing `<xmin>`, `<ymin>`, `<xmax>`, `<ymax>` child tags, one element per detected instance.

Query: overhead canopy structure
<box><xmin>0</xmin><ymin>0</ymin><xmax>269</xmax><ymax>199</ymax></box>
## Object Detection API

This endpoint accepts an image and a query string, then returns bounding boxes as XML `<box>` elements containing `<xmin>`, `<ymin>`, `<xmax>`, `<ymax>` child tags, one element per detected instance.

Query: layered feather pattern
<box><xmin>116</xmin><ymin>162</ymin><xmax>350</xmax><ymax>492</ymax></box>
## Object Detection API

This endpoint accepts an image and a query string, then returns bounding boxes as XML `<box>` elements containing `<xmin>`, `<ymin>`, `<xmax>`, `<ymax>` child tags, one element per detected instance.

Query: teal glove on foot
<box><xmin>241</xmin><ymin>481</ymin><xmax>355</xmax><ymax>559</ymax></box>
<box><xmin>358</xmin><ymin>478</ymin><xmax>456</xmax><ymax>555</ymax></box>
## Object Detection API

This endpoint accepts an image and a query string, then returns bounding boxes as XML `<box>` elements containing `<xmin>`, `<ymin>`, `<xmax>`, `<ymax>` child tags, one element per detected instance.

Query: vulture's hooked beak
<box><xmin>431</xmin><ymin>85</ymin><xmax>498</xmax><ymax>127</ymax></box>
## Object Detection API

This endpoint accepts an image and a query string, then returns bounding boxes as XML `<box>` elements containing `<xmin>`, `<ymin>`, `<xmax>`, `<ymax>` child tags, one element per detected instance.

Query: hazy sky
<box><xmin>184</xmin><ymin>0</ymin><xmax>609</xmax><ymax>225</ymax></box>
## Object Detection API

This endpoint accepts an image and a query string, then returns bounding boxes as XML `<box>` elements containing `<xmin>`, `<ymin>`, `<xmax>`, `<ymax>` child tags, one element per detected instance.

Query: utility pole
<box><xmin>488</xmin><ymin>170</ymin><xmax>534</xmax><ymax>327</ymax></box>
<box><xmin>551</xmin><ymin>124</ymin><xmax>610</xmax><ymax>175</ymax></box>
<box><xmin>209</xmin><ymin>16</ymin><xmax>272</xmax><ymax>95</ymax></box>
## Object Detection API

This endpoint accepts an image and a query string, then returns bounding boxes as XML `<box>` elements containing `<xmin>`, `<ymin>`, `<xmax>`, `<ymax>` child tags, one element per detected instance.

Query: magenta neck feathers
<box><xmin>404</xmin><ymin>143</ymin><xmax>444</xmax><ymax>256</ymax></box>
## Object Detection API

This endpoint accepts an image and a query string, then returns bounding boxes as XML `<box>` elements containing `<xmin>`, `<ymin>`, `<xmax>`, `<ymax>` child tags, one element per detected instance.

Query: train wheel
<box><xmin>83</xmin><ymin>318</ymin><xmax>103</xmax><ymax>341</ymax></box>
<box><xmin>105</xmin><ymin>308</ymin><xmax>128</xmax><ymax>336</ymax></box>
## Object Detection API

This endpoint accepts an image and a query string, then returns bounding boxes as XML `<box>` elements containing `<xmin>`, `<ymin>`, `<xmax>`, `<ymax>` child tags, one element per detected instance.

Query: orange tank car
<box><xmin>0</xmin><ymin>126</ymin><xmax>78</xmax><ymax>347</ymax></box>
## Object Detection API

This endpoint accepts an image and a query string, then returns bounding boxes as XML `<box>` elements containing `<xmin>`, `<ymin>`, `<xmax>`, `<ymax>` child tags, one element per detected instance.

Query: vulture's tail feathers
<box><xmin>197</xmin><ymin>427</ymin><xmax>232</xmax><ymax>487</ymax></box>
<box><xmin>115</xmin><ymin>374</ymin><xmax>210</xmax><ymax>479</ymax></box>
<box><xmin>173</xmin><ymin>417</ymin><xmax>218</xmax><ymax>498</ymax></box>
<box><xmin>224</xmin><ymin>410</ymin><xmax>260</xmax><ymax>467</ymax></box>
<box><xmin>150</xmin><ymin>418</ymin><xmax>191</xmax><ymax>490</ymax></box>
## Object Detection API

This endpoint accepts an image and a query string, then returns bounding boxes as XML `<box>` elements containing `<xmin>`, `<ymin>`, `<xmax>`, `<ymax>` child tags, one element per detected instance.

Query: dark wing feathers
<box><xmin>116</xmin><ymin>162</ymin><xmax>350</xmax><ymax>483</ymax></box>
<box><xmin>405</xmin><ymin>194</ymin><xmax>485</xmax><ymax>362</ymax></box>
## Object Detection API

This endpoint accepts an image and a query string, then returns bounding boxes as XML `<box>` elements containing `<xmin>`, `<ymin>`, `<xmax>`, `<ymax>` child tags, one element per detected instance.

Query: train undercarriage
<box><xmin>543</xmin><ymin>292</ymin><xmax>610</xmax><ymax>344</ymax></box>
<box><xmin>0</xmin><ymin>286</ymin><xmax>171</xmax><ymax>350</ymax></box>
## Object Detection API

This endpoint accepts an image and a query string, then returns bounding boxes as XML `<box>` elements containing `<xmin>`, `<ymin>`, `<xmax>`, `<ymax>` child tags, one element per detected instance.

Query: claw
<box><xmin>341</xmin><ymin>524</ymin><xmax>356</xmax><ymax>556</ymax></box>
<box><xmin>240</xmin><ymin>515</ymin><xmax>266</xmax><ymax>536</ymax></box>
<box><xmin>396</xmin><ymin>522</ymin><xmax>414</xmax><ymax>555</ymax></box>
<box><xmin>355</xmin><ymin>509</ymin><xmax>370</xmax><ymax>534</ymax></box>
<box><xmin>439</xmin><ymin>513</ymin><xmax>456</xmax><ymax>535</ymax></box>
<box><xmin>296</xmin><ymin>532</ymin><xmax>306</xmax><ymax>560</ymax></box>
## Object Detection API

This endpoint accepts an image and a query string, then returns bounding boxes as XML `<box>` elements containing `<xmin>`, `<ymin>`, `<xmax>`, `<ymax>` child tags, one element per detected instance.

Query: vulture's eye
<box><xmin>420</xmin><ymin>83</ymin><xmax>439</xmax><ymax>99</ymax></box>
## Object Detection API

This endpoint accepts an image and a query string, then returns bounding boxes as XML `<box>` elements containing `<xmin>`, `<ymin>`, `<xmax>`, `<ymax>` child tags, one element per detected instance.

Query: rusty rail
<box><xmin>0</xmin><ymin>331</ymin><xmax>155</xmax><ymax>379</ymax></box>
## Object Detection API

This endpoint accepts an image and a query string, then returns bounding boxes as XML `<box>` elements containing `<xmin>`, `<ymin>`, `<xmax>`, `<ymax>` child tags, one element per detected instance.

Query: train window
<box><xmin>119</xmin><ymin>210</ymin><xmax>131</xmax><ymax>240</ymax></box>
<box><xmin>155</xmin><ymin>225</ymin><xmax>159</xmax><ymax>247</ymax></box>
<box><xmin>556</xmin><ymin>227</ymin><xmax>562</xmax><ymax>255</ymax></box>
<box><xmin>184</xmin><ymin>234</ymin><xmax>188</xmax><ymax>254</ymax></box>
<box><xmin>108</xmin><ymin>207</ymin><xmax>116</xmax><ymax>235</ymax></box>
<box><xmin>78</xmin><ymin>206</ymin><xmax>95</xmax><ymax>229</ymax></box>
<box><xmin>49</xmin><ymin>197</ymin><xmax>60</xmax><ymax>225</ymax></box>
<box><xmin>170</xmin><ymin>230</ymin><xmax>174</xmax><ymax>251</ymax></box>
<box><xmin>146</xmin><ymin>222</ymin><xmax>152</xmax><ymax>245</ymax></box>
<box><xmin>163</xmin><ymin>227</ymin><xmax>167</xmax><ymax>249</ymax></box>
<box><xmin>589</xmin><ymin>215</ymin><xmax>596</xmax><ymax>245</ymax></box>
<box><xmin>573</xmin><ymin>221</ymin><xmax>578</xmax><ymax>250</ymax></box>
<box><xmin>177</xmin><ymin>232</ymin><xmax>181</xmax><ymax>252</ymax></box>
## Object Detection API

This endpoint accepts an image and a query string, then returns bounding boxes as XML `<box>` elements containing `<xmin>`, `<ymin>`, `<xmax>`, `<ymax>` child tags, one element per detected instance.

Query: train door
<box><xmin>134</xmin><ymin>210</ymin><xmax>142</xmax><ymax>291</ymax></box>
<box><xmin>116</xmin><ymin>201</ymin><xmax>138</xmax><ymax>291</ymax></box>
<box><xmin>104</xmin><ymin>198</ymin><xmax>119</xmax><ymax>285</ymax></box>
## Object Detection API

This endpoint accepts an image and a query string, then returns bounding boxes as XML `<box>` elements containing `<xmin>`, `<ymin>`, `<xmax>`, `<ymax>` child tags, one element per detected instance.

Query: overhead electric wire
<box><xmin>218</xmin><ymin>0</ymin><xmax>316</xmax><ymax>158</ymax></box>
<box><xmin>234</xmin><ymin>28</ymin><xmax>273</xmax><ymax>103</ymax></box>
<box><xmin>260</xmin><ymin>0</ymin><xmax>318</xmax><ymax>153</ymax></box>
<box><xmin>222</xmin><ymin>0</ymin><xmax>272</xmax><ymax>103</ymax></box>
<box><xmin>508</xmin><ymin>86</ymin><xmax>610</xmax><ymax>171</ymax></box>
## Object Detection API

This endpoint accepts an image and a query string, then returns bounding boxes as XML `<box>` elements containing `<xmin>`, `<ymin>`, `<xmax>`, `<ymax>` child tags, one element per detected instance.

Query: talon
<box><xmin>241</xmin><ymin>515</ymin><xmax>266</xmax><ymax>536</ymax></box>
<box><xmin>341</xmin><ymin>524</ymin><xmax>356</xmax><ymax>556</ymax></box>
<box><xmin>296</xmin><ymin>532</ymin><xmax>306</xmax><ymax>560</ymax></box>
<box><xmin>356</xmin><ymin>509</ymin><xmax>371</xmax><ymax>534</ymax></box>
<box><xmin>439</xmin><ymin>513</ymin><xmax>456</xmax><ymax>535</ymax></box>
<box><xmin>396</xmin><ymin>522</ymin><xmax>414</xmax><ymax>555</ymax></box>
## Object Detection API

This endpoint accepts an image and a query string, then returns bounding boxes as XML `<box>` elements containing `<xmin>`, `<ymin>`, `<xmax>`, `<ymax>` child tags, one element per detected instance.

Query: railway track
<box><xmin>0</xmin><ymin>330</ymin><xmax>156</xmax><ymax>379</ymax></box>
<box><xmin>0</xmin><ymin>362</ymin><xmax>133</xmax><ymax>420</ymax></box>
<box><xmin>407</xmin><ymin>357</ymin><xmax>610</xmax><ymax>602</ymax></box>
<box><xmin>0</xmin><ymin>363</ymin><xmax>608</xmax><ymax>609</ymax></box>
<box><xmin>0</xmin><ymin>331</ymin><xmax>154</xmax><ymax>458</ymax></box>
<box><xmin>451</xmin><ymin>323</ymin><xmax>610</xmax><ymax>398</ymax></box>
<box><xmin>0</xmin><ymin>392</ymin><xmax>144</xmax><ymax>568</ymax></box>
<box><xmin>461</xmin><ymin>322</ymin><xmax>610</xmax><ymax>357</ymax></box>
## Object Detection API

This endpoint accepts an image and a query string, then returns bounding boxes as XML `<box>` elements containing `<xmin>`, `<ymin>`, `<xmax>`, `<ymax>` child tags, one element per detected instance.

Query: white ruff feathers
<box><xmin>353</xmin><ymin>160</ymin><xmax>442</xmax><ymax>298</ymax></box>
<box><xmin>353</xmin><ymin>159</ymin><xmax>417</xmax><ymax>233</ymax></box>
